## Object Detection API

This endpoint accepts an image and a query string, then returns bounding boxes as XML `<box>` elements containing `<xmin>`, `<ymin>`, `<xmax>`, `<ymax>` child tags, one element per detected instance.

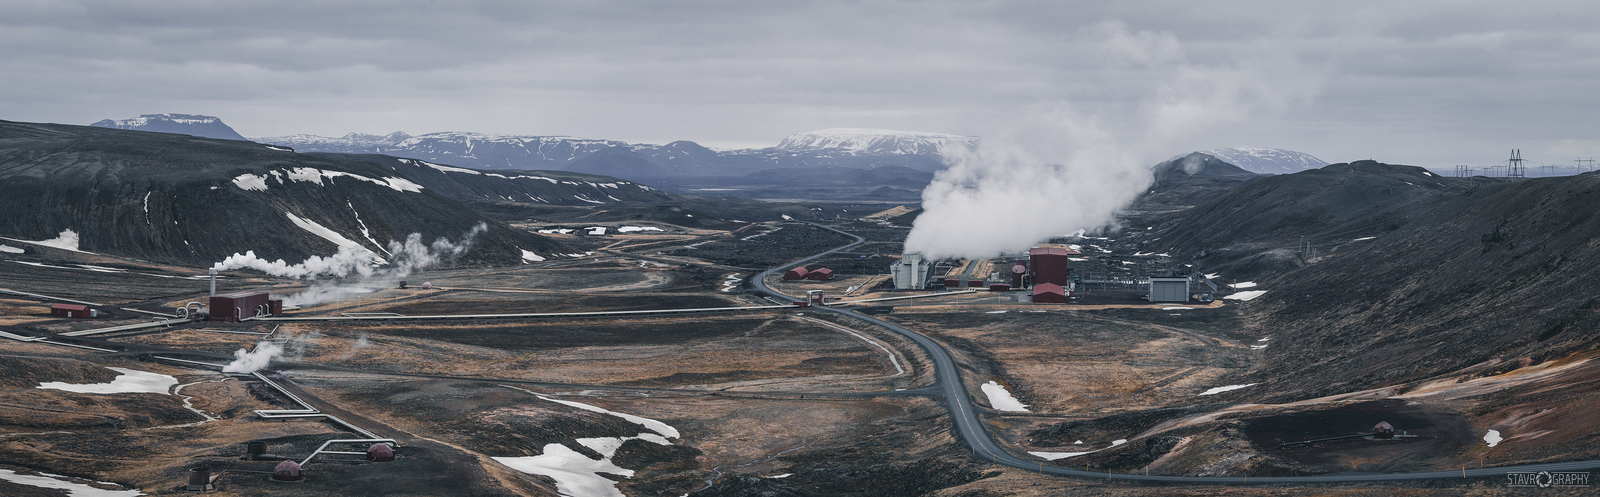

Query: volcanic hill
<box><xmin>0</xmin><ymin>120</ymin><xmax>568</xmax><ymax>267</ymax></box>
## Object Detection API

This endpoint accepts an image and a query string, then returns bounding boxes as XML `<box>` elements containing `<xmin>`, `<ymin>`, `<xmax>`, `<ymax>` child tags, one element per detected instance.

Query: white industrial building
<box><xmin>890</xmin><ymin>253</ymin><xmax>930</xmax><ymax>289</ymax></box>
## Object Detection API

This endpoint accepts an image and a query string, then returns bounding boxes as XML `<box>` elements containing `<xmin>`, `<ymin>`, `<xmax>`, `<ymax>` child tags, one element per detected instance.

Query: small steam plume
<box><xmin>222</xmin><ymin>341</ymin><xmax>283</xmax><ymax>373</ymax></box>
<box><xmin>339</xmin><ymin>332</ymin><xmax>371</xmax><ymax>360</ymax></box>
<box><xmin>904</xmin><ymin>22</ymin><xmax>1320</xmax><ymax>260</ymax></box>
<box><xmin>216</xmin><ymin>223</ymin><xmax>489</xmax><ymax>306</ymax></box>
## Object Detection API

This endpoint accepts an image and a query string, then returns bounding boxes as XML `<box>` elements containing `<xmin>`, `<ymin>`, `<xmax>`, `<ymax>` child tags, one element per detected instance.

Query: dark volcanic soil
<box><xmin>1243</xmin><ymin>399</ymin><xmax>1474</xmax><ymax>473</ymax></box>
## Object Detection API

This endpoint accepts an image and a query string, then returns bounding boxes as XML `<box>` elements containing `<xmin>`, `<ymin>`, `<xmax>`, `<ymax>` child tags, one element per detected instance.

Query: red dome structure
<box><xmin>1373</xmin><ymin>421</ymin><xmax>1395</xmax><ymax>439</ymax></box>
<box><xmin>367</xmin><ymin>443</ymin><xmax>396</xmax><ymax>462</ymax></box>
<box><xmin>272</xmin><ymin>460</ymin><xmax>303</xmax><ymax>482</ymax></box>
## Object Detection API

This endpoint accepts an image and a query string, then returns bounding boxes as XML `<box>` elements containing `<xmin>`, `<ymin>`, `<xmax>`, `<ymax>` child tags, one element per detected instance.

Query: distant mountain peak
<box><xmin>777</xmin><ymin>128</ymin><xmax>979</xmax><ymax>156</ymax></box>
<box><xmin>1182</xmin><ymin>147</ymin><xmax>1328</xmax><ymax>175</ymax></box>
<box><xmin>90</xmin><ymin>113</ymin><xmax>247</xmax><ymax>141</ymax></box>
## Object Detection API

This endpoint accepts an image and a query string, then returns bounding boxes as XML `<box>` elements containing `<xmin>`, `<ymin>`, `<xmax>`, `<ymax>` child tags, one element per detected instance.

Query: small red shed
<box><xmin>967</xmin><ymin>279</ymin><xmax>986</xmax><ymax>288</ymax></box>
<box><xmin>806</xmin><ymin>268</ymin><xmax>835</xmax><ymax>281</ymax></box>
<box><xmin>944</xmin><ymin>277</ymin><xmax>961</xmax><ymax>288</ymax></box>
<box><xmin>989</xmin><ymin>283</ymin><xmax>1011</xmax><ymax>292</ymax></box>
<box><xmin>50</xmin><ymin>303</ymin><xmax>92</xmax><ymax>318</ymax></box>
<box><xmin>783</xmin><ymin>267</ymin><xmax>810</xmax><ymax>280</ymax></box>
<box><xmin>1032</xmin><ymin>283</ymin><xmax>1067</xmax><ymax>303</ymax></box>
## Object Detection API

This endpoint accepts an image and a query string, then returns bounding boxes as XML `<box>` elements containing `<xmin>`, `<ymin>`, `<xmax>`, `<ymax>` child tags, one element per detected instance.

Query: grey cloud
<box><xmin>1</xmin><ymin>1</ymin><xmax>1597</xmax><ymax>166</ymax></box>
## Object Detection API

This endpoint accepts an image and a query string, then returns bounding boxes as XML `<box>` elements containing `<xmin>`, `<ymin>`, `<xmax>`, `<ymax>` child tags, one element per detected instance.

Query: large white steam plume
<box><xmin>214</xmin><ymin>222</ymin><xmax>489</xmax><ymax>306</ymax></box>
<box><xmin>904</xmin><ymin>22</ymin><xmax>1321</xmax><ymax>260</ymax></box>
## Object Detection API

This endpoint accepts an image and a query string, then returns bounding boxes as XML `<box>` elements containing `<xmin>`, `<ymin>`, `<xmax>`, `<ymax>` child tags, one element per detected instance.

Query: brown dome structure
<box><xmin>367</xmin><ymin>443</ymin><xmax>396</xmax><ymax>462</ymax></box>
<box><xmin>272</xmin><ymin>460</ymin><xmax>303</xmax><ymax>482</ymax></box>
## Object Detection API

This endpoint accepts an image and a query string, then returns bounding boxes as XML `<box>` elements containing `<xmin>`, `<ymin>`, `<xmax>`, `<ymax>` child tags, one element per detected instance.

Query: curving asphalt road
<box><xmin>752</xmin><ymin>222</ymin><xmax>1600</xmax><ymax>484</ymax></box>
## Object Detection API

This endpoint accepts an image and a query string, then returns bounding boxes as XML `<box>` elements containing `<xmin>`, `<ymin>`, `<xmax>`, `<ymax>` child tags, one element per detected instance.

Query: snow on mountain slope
<box><xmin>90</xmin><ymin>114</ymin><xmax>248</xmax><ymax>141</ymax></box>
<box><xmin>256</xmin><ymin>131</ymin><xmax>627</xmax><ymax>170</ymax></box>
<box><xmin>259</xmin><ymin>127</ymin><xmax>977</xmax><ymax>176</ymax></box>
<box><xmin>1188</xmin><ymin>147</ymin><xmax>1329</xmax><ymax>174</ymax></box>
<box><xmin>776</xmin><ymin>128</ymin><xmax>979</xmax><ymax>156</ymax></box>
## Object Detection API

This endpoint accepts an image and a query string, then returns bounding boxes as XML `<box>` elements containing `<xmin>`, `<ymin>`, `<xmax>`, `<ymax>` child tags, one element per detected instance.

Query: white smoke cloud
<box><xmin>222</xmin><ymin>341</ymin><xmax>283</xmax><ymax>373</ymax></box>
<box><xmin>220</xmin><ymin>223</ymin><xmax>488</xmax><ymax>306</ymax></box>
<box><xmin>904</xmin><ymin>22</ymin><xmax>1322</xmax><ymax>260</ymax></box>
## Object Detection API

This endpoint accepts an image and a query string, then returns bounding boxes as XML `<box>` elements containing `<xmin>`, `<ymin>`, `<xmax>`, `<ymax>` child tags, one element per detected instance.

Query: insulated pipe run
<box><xmin>209</xmin><ymin>268</ymin><xmax>218</xmax><ymax>297</ymax></box>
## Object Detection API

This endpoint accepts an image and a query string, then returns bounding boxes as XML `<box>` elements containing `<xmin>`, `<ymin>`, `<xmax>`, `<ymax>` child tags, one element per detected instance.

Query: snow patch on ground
<box><xmin>1231</xmin><ymin>281</ymin><xmax>1257</xmax><ymax>289</ymax></box>
<box><xmin>1029</xmin><ymin>451</ymin><xmax>1097</xmax><ymax>460</ymax></box>
<box><xmin>1352</xmin><ymin>236</ymin><xmax>1377</xmax><ymax>242</ymax></box>
<box><xmin>538</xmin><ymin>228</ymin><xmax>574</xmax><ymax>234</ymax></box>
<box><xmin>1485</xmin><ymin>429</ymin><xmax>1502</xmax><ymax>447</ymax></box>
<box><xmin>494</xmin><ymin>389</ymin><xmax>680</xmax><ymax>497</ymax></box>
<box><xmin>232</xmin><ymin>174</ymin><xmax>269</xmax><ymax>191</ymax></box>
<box><xmin>1224</xmin><ymin>290</ymin><xmax>1267</xmax><ymax>301</ymax></box>
<box><xmin>0</xmin><ymin>470</ymin><xmax>143</xmax><ymax>496</ymax></box>
<box><xmin>719</xmin><ymin>274</ymin><xmax>742</xmax><ymax>293</ymax></box>
<box><xmin>0</xmin><ymin>244</ymin><xmax>22</xmax><ymax>254</ymax></box>
<box><xmin>1250</xmin><ymin>344</ymin><xmax>1269</xmax><ymax>350</ymax></box>
<box><xmin>981</xmin><ymin>381</ymin><xmax>1029</xmax><ymax>412</ymax></box>
<box><xmin>522</xmin><ymin>250</ymin><xmax>545</xmax><ymax>262</ymax></box>
<box><xmin>1198</xmin><ymin>383</ymin><xmax>1258</xmax><ymax>396</ymax></box>
<box><xmin>985</xmin><ymin>310</ymin><xmax>1008</xmax><ymax>314</ymax></box>
<box><xmin>587</xmin><ymin>227</ymin><xmax>607</xmax><ymax>235</ymax></box>
<box><xmin>617</xmin><ymin>226</ymin><xmax>664</xmax><ymax>233</ymax></box>
<box><xmin>38</xmin><ymin>367</ymin><xmax>176</xmax><ymax>395</ymax></box>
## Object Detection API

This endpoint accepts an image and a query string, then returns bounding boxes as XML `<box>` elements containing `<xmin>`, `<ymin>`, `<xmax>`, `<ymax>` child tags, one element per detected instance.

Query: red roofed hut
<box><xmin>271</xmin><ymin>460</ymin><xmax>303</xmax><ymax>482</ymax></box>
<box><xmin>783</xmin><ymin>267</ymin><xmax>810</xmax><ymax>280</ymax></box>
<box><xmin>367</xmin><ymin>443</ymin><xmax>395</xmax><ymax>462</ymax></box>
<box><xmin>806</xmin><ymin>268</ymin><xmax>835</xmax><ymax>280</ymax></box>
<box><xmin>1373</xmin><ymin>421</ymin><xmax>1395</xmax><ymax>439</ymax></box>
<box><xmin>50</xmin><ymin>303</ymin><xmax>92</xmax><ymax>318</ymax></box>
<box><xmin>1032</xmin><ymin>283</ymin><xmax>1067</xmax><ymax>303</ymax></box>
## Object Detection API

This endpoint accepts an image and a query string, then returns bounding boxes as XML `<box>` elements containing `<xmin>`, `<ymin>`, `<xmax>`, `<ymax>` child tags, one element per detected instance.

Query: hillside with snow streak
<box><xmin>0</xmin><ymin>119</ymin><xmax>568</xmax><ymax>266</ymax></box>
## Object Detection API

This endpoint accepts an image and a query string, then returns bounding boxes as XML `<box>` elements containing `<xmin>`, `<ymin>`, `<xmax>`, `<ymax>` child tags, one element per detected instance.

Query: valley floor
<box><xmin>0</xmin><ymin>217</ymin><xmax>1586</xmax><ymax>496</ymax></box>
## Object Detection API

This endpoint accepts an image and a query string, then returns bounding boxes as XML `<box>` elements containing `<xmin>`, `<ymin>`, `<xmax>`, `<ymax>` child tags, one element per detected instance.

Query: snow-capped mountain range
<box><xmin>1186</xmin><ymin>147</ymin><xmax>1329</xmax><ymax>174</ymax></box>
<box><xmin>89</xmin><ymin>114</ymin><xmax>248</xmax><ymax>141</ymax></box>
<box><xmin>255</xmin><ymin>127</ymin><xmax>975</xmax><ymax>177</ymax></box>
<box><xmin>776</xmin><ymin>128</ymin><xmax>979</xmax><ymax>156</ymax></box>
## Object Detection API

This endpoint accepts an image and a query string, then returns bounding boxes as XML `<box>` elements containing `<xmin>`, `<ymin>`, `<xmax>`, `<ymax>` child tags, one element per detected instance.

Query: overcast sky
<box><xmin>4</xmin><ymin>1</ymin><xmax>1597</xmax><ymax>168</ymax></box>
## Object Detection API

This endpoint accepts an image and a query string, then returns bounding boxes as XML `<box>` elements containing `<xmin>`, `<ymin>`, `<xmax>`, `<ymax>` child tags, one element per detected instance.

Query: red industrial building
<box><xmin>783</xmin><ymin>267</ymin><xmax>810</xmax><ymax>280</ymax></box>
<box><xmin>989</xmin><ymin>283</ymin><xmax>1011</xmax><ymax>292</ymax></box>
<box><xmin>1029</xmin><ymin>247</ymin><xmax>1074</xmax><ymax>287</ymax></box>
<box><xmin>806</xmin><ymin>268</ymin><xmax>835</xmax><ymax>280</ymax></box>
<box><xmin>210</xmin><ymin>292</ymin><xmax>274</xmax><ymax>322</ymax></box>
<box><xmin>1032</xmin><ymin>283</ymin><xmax>1067</xmax><ymax>303</ymax></box>
<box><xmin>944</xmin><ymin>277</ymin><xmax>962</xmax><ymax>288</ymax></box>
<box><xmin>50</xmin><ymin>303</ymin><xmax>93</xmax><ymax>318</ymax></box>
<box><xmin>967</xmin><ymin>279</ymin><xmax>986</xmax><ymax>288</ymax></box>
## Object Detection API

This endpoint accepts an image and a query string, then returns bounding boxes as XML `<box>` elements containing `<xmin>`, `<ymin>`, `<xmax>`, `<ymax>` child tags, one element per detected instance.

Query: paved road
<box><xmin>752</xmin><ymin>222</ymin><xmax>1600</xmax><ymax>484</ymax></box>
